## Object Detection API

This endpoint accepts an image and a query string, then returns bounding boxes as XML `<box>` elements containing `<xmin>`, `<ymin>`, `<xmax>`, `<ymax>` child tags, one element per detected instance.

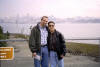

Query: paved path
<box><xmin>1</xmin><ymin>40</ymin><xmax>100</xmax><ymax>67</ymax></box>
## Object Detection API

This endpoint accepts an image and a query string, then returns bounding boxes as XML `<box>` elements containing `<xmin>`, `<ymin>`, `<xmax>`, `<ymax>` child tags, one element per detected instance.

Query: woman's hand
<box><xmin>60</xmin><ymin>55</ymin><xmax>64</xmax><ymax>58</ymax></box>
<box><xmin>32</xmin><ymin>52</ymin><xmax>37</xmax><ymax>57</ymax></box>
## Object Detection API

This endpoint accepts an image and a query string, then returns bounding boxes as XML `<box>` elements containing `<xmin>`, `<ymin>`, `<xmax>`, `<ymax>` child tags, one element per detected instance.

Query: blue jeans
<box><xmin>34</xmin><ymin>46</ymin><xmax>49</xmax><ymax>67</ymax></box>
<box><xmin>50</xmin><ymin>51</ymin><xmax>64</xmax><ymax>67</ymax></box>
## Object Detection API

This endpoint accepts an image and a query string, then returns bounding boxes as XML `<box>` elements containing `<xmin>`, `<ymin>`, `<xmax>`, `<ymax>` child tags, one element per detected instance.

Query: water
<box><xmin>0</xmin><ymin>23</ymin><xmax>34</xmax><ymax>35</ymax></box>
<box><xmin>0</xmin><ymin>23</ymin><xmax>100</xmax><ymax>44</ymax></box>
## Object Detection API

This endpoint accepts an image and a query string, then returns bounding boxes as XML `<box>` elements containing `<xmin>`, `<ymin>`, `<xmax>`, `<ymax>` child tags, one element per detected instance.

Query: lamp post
<box><xmin>29</xmin><ymin>25</ymin><xmax>32</xmax><ymax>34</ymax></box>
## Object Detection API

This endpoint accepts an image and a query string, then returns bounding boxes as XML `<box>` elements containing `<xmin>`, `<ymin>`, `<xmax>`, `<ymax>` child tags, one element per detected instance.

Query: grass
<box><xmin>0</xmin><ymin>34</ymin><xmax>7</xmax><ymax>47</ymax></box>
<box><xmin>14</xmin><ymin>34</ymin><xmax>29</xmax><ymax>39</ymax></box>
<box><xmin>66</xmin><ymin>42</ymin><xmax>99</xmax><ymax>57</ymax></box>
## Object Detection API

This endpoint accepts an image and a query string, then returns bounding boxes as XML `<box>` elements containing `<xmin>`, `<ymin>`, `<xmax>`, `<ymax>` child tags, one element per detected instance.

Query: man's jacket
<box><xmin>29</xmin><ymin>23</ymin><xmax>48</xmax><ymax>53</ymax></box>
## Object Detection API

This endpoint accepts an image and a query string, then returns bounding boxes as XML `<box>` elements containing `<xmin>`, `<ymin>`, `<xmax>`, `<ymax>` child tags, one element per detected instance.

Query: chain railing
<box><xmin>0</xmin><ymin>38</ymin><xmax>100</xmax><ymax>58</ymax></box>
<box><xmin>0</xmin><ymin>38</ymin><xmax>100</xmax><ymax>67</ymax></box>
<box><xmin>65</xmin><ymin>38</ymin><xmax>100</xmax><ymax>62</ymax></box>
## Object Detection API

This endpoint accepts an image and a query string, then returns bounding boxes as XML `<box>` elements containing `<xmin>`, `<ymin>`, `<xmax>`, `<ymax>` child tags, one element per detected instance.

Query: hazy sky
<box><xmin>0</xmin><ymin>0</ymin><xmax>100</xmax><ymax>18</ymax></box>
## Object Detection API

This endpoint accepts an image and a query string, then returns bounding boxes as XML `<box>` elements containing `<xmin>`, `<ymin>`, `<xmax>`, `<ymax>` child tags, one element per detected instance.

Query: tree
<box><xmin>0</xmin><ymin>26</ymin><xmax>3</xmax><ymax>34</ymax></box>
<box><xmin>0</xmin><ymin>26</ymin><xmax>7</xmax><ymax>47</ymax></box>
<box><xmin>6</xmin><ymin>31</ymin><xmax>10</xmax><ymax>39</ymax></box>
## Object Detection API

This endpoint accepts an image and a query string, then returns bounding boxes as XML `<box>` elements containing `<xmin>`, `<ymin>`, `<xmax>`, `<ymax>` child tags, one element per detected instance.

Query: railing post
<box><xmin>99</xmin><ymin>39</ymin><xmax>100</xmax><ymax>61</ymax></box>
<box><xmin>96</xmin><ymin>39</ymin><xmax>100</xmax><ymax>62</ymax></box>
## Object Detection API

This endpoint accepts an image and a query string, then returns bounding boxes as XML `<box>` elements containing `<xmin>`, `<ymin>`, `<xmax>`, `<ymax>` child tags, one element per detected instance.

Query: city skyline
<box><xmin>0</xmin><ymin>0</ymin><xmax>100</xmax><ymax>18</ymax></box>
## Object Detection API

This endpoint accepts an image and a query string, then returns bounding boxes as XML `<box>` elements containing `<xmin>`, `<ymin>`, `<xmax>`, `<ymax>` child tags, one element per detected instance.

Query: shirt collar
<box><xmin>39</xmin><ymin>23</ymin><xmax>46</xmax><ymax>29</ymax></box>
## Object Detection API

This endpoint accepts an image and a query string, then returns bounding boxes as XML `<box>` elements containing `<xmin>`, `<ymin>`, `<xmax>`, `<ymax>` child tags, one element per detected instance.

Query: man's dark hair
<box><xmin>48</xmin><ymin>21</ymin><xmax>55</xmax><ymax>25</ymax></box>
<box><xmin>41</xmin><ymin>16</ymin><xmax>48</xmax><ymax>20</ymax></box>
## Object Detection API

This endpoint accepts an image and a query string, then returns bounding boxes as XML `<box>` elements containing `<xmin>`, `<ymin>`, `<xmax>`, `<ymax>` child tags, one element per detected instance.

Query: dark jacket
<box><xmin>29</xmin><ymin>23</ymin><xmax>48</xmax><ymax>53</ymax></box>
<box><xmin>48</xmin><ymin>30</ymin><xmax>67</xmax><ymax>60</ymax></box>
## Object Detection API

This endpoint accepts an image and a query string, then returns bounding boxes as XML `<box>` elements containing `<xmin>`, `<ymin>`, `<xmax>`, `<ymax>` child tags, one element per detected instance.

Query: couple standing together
<box><xmin>29</xmin><ymin>16</ymin><xmax>67</xmax><ymax>67</ymax></box>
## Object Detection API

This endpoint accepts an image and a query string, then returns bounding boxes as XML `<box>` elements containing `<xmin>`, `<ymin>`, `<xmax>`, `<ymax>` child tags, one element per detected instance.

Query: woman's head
<box><xmin>48</xmin><ymin>21</ymin><xmax>55</xmax><ymax>33</ymax></box>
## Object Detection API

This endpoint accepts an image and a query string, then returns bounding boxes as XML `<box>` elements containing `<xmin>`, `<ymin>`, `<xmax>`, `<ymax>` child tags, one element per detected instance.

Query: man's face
<box><xmin>41</xmin><ymin>17</ymin><xmax>48</xmax><ymax>26</ymax></box>
<box><xmin>48</xmin><ymin>23</ymin><xmax>55</xmax><ymax>32</ymax></box>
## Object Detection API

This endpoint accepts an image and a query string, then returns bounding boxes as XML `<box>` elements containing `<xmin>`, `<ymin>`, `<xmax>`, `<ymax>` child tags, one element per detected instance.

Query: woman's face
<box><xmin>48</xmin><ymin>23</ymin><xmax>55</xmax><ymax>32</ymax></box>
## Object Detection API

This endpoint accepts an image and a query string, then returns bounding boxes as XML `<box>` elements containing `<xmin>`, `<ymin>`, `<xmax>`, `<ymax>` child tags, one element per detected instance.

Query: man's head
<box><xmin>40</xmin><ymin>16</ymin><xmax>48</xmax><ymax>27</ymax></box>
<box><xmin>48</xmin><ymin>21</ymin><xmax>55</xmax><ymax>33</ymax></box>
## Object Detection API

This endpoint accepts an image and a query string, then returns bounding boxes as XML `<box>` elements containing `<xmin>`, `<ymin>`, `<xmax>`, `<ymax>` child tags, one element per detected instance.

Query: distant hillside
<box><xmin>0</xmin><ymin>16</ymin><xmax>100</xmax><ymax>24</ymax></box>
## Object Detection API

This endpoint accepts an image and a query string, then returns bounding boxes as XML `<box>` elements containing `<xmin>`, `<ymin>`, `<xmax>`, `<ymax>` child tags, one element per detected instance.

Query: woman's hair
<box><xmin>48</xmin><ymin>21</ymin><xmax>55</xmax><ymax>25</ymax></box>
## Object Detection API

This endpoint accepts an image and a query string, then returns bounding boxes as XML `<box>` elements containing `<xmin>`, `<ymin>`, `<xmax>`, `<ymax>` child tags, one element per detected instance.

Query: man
<box><xmin>29</xmin><ymin>16</ymin><xmax>49</xmax><ymax>67</ymax></box>
<box><xmin>48</xmin><ymin>21</ymin><xmax>67</xmax><ymax>67</ymax></box>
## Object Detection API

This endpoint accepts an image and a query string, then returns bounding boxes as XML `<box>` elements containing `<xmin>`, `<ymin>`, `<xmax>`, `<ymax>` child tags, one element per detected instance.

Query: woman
<box><xmin>47</xmin><ymin>21</ymin><xmax>67</xmax><ymax>67</ymax></box>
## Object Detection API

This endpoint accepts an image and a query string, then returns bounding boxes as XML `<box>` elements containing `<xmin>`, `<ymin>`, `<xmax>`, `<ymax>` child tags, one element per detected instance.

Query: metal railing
<box><xmin>0</xmin><ymin>38</ymin><xmax>100</xmax><ymax>42</ymax></box>
<box><xmin>0</xmin><ymin>38</ymin><xmax>100</xmax><ymax>58</ymax></box>
<box><xmin>0</xmin><ymin>39</ymin><xmax>28</xmax><ymax>42</ymax></box>
<box><xmin>0</xmin><ymin>38</ymin><xmax>100</xmax><ymax>57</ymax></box>
<box><xmin>0</xmin><ymin>38</ymin><xmax>100</xmax><ymax>67</ymax></box>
